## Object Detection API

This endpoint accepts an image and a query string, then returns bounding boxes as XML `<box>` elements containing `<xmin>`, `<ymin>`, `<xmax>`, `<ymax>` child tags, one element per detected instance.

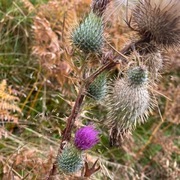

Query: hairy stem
<box><xmin>46</xmin><ymin>40</ymin><xmax>137</xmax><ymax>179</ymax></box>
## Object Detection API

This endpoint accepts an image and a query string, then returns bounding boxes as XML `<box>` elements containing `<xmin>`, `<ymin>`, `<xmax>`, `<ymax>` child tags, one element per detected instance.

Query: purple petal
<box><xmin>74</xmin><ymin>125</ymin><xmax>99</xmax><ymax>150</ymax></box>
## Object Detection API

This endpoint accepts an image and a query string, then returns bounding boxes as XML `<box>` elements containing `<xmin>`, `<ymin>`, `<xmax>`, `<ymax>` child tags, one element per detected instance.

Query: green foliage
<box><xmin>30</xmin><ymin>0</ymin><xmax>48</xmax><ymax>5</ymax></box>
<box><xmin>0</xmin><ymin>1</ymin><xmax>34</xmax><ymax>55</ymax></box>
<box><xmin>0</xmin><ymin>0</ymin><xmax>12</xmax><ymax>11</ymax></box>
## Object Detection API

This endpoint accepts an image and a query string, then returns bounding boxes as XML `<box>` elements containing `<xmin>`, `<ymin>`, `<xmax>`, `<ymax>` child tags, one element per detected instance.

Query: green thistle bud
<box><xmin>72</xmin><ymin>12</ymin><xmax>103</xmax><ymax>53</ymax></box>
<box><xmin>57</xmin><ymin>146</ymin><xmax>83</xmax><ymax>174</ymax></box>
<box><xmin>106</xmin><ymin>66</ymin><xmax>151</xmax><ymax>146</ymax></box>
<box><xmin>127</xmin><ymin>66</ymin><xmax>148</xmax><ymax>86</ymax></box>
<box><xmin>87</xmin><ymin>73</ymin><xmax>107</xmax><ymax>100</ymax></box>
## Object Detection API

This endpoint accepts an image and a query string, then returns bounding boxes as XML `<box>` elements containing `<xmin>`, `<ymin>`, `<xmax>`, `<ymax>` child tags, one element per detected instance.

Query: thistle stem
<box><xmin>46</xmin><ymin>40</ymin><xmax>135</xmax><ymax>179</ymax></box>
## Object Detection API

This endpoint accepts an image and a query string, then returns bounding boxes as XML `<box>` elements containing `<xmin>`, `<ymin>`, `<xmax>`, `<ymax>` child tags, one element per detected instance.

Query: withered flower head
<box><xmin>91</xmin><ymin>0</ymin><xmax>110</xmax><ymax>17</ymax></box>
<box><xmin>132</xmin><ymin>0</ymin><xmax>180</xmax><ymax>48</ymax></box>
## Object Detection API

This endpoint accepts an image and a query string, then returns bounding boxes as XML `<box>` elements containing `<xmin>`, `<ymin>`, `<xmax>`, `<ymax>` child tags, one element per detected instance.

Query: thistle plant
<box><xmin>57</xmin><ymin>125</ymin><xmax>99</xmax><ymax>174</ymax></box>
<box><xmin>0</xmin><ymin>0</ymin><xmax>179</xmax><ymax>179</ymax></box>
<box><xmin>106</xmin><ymin>66</ymin><xmax>151</xmax><ymax>146</ymax></box>
<box><xmin>47</xmin><ymin>0</ymin><xmax>180</xmax><ymax>179</ymax></box>
<box><xmin>125</xmin><ymin>0</ymin><xmax>180</xmax><ymax>81</ymax></box>
<box><xmin>72</xmin><ymin>0</ymin><xmax>110</xmax><ymax>54</ymax></box>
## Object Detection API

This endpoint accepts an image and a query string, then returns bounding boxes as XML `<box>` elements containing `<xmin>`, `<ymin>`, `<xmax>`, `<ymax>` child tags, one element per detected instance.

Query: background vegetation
<box><xmin>0</xmin><ymin>0</ymin><xmax>179</xmax><ymax>179</ymax></box>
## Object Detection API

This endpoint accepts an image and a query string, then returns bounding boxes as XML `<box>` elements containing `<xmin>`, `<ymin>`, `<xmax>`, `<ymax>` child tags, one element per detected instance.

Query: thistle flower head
<box><xmin>106</xmin><ymin>66</ymin><xmax>151</xmax><ymax>146</ymax></box>
<box><xmin>132</xmin><ymin>0</ymin><xmax>180</xmax><ymax>48</ymax></box>
<box><xmin>74</xmin><ymin>125</ymin><xmax>99</xmax><ymax>150</ymax></box>
<box><xmin>72</xmin><ymin>12</ymin><xmax>103</xmax><ymax>53</ymax></box>
<box><xmin>57</xmin><ymin>146</ymin><xmax>83</xmax><ymax>174</ymax></box>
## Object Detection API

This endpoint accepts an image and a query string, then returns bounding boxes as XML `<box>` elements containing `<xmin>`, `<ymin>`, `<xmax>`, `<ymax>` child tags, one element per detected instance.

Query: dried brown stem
<box><xmin>84</xmin><ymin>159</ymin><xmax>100</xmax><ymax>177</ymax></box>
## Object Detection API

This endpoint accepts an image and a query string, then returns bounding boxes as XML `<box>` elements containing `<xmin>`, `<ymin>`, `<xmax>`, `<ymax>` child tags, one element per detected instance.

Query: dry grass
<box><xmin>0</xmin><ymin>0</ymin><xmax>179</xmax><ymax>179</ymax></box>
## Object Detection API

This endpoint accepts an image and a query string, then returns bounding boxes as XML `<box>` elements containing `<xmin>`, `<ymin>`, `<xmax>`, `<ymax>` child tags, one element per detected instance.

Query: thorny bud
<box><xmin>72</xmin><ymin>12</ymin><xmax>103</xmax><ymax>53</ymax></box>
<box><xmin>87</xmin><ymin>72</ymin><xmax>107</xmax><ymax>100</ymax></box>
<box><xmin>106</xmin><ymin>66</ymin><xmax>152</xmax><ymax>146</ymax></box>
<box><xmin>57</xmin><ymin>145</ymin><xmax>83</xmax><ymax>174</ymax></box>
<box><xmin>127</xmin><ymin>66</ymin><xmax>148</xmax><ymax>85</ymax></box>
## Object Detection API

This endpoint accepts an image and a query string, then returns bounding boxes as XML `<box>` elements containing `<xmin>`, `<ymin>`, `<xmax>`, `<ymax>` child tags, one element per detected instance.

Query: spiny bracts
<box><xmin>131</xmin><ymin>0</ymin><xmax>180</xmax><ymax>48</ymax></box>
<box><xmin>127</xmin><ymin>66</ymin><xmax>148</xmax><ymax>86</ymax></box>
<box><xmin>87</xmin><ymin>72</ymin><xmax>107</xmax><ymax>100</ymax></box>
<box><xmin>57</xmin><ymin>146</ymin><xmax>83</xmax><ymax>174</ymax></box>
<box><xmin>141</xmin><ymin>51</ymin><xmax>163</xmax><ymax>81</ymax></box>
<box><xmin>72</xmin><ymin>12</ymin><xmax>103</xmax><ymax>53</ymax></box>
<box><xmin>106</xmin><ymin>66</ymin><xmax>151</xmax><ymax>146</ymax></box>
<box><xmin>130</xmin><ymin>42</ymin><xmax>163</xmax><ymax>81</ymax></box>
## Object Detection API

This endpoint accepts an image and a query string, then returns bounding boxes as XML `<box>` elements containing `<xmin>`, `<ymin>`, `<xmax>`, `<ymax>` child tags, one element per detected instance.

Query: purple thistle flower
<box><xmin>74</xmin><ymin>125</ymin><xmax>99</xmax><ymax>150</ymax></box>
